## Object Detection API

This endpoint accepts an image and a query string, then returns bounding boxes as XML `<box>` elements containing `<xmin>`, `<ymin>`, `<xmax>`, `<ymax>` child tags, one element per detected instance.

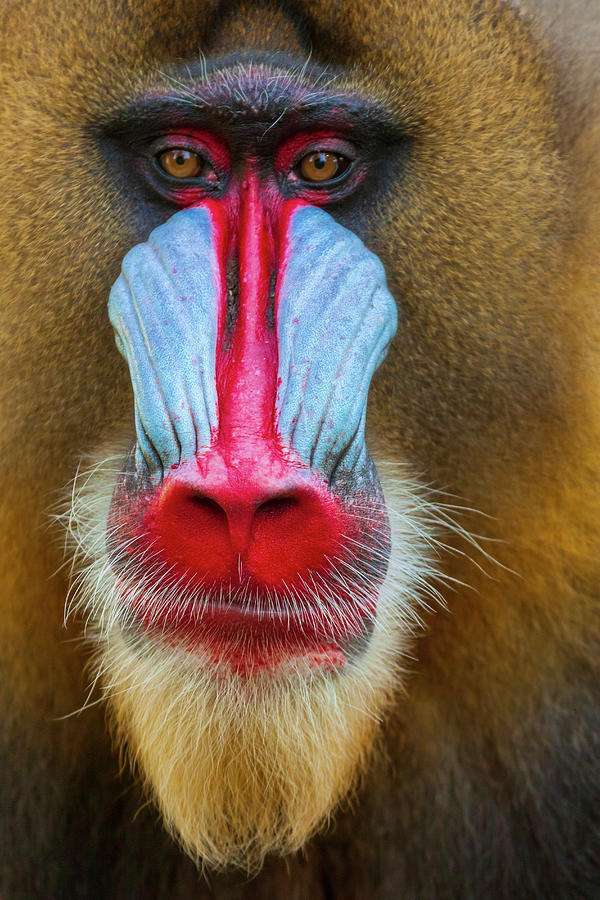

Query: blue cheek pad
<box><xmin>108</xmin><ymin>205</ymin><xmax>397</xmax><ymax>480</ymax></box>
<box><xmin>276</xmin><ymin>206</ymin><xmax>397</xmax><ymax>479</ymax></box>
<box><xmin>108</xmin><ymin>207</ymin><xmax>220</xmax><ymax>473</ymax></box>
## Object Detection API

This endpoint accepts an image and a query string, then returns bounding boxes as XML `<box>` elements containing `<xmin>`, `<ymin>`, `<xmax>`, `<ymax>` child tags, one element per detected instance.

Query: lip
<box><xmin>121</xmin><ymin>581</ymin><xmax>376</xmax><ymax>644</ymax></box>
<box><xmin>171</xmin><ymin>628</ymin><xmax>353</xmax><ymax>677</ymax></box>
<box><xmin>116</xmin><ymin>575</ymin><xmax>377</xmax><ymax>674</ymax></box>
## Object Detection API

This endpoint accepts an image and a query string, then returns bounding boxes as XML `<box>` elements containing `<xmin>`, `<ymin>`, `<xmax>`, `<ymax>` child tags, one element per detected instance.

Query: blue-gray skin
<box><xmin>276</xmin><ymin>206</ymin><xmax>397</xmax><ymax>482</ymax></box>
<box><xmin>108</xmin><ymin>205</ymin><xmax>397</xmax><ymax>486</ymax></box>
<box><xmin>108</xmin><ymin>207</ymin><xmax>220</xmax><ymax>475</ymax></box>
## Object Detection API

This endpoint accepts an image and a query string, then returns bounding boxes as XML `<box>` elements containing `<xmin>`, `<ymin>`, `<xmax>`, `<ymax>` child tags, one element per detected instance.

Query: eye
<box><xmin>157</xmin><ymin>148</ymin><xmax>208</xmax><ymax>179</ymax></box>
<box><xmin>297</xmin><ymin>151</ymin><xmax>351</xmax><ymax>184</ymax></box>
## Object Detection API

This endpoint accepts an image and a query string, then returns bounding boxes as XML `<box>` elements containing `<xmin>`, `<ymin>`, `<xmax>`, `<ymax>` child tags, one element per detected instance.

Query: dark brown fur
<box><xmin>1</xmin><ymin>0</ymin><xmax>599</xmax><ymax>896</ymax></box>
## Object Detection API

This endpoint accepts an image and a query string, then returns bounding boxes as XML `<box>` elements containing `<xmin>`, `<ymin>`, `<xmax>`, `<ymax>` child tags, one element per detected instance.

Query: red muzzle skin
<box><xmin>107</xmin><ymin>173</ymin><xmax>396</xmax><ymax>674</ymax></box>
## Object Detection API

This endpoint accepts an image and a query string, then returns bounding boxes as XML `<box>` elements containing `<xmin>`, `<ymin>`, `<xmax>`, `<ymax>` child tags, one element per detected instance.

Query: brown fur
<box><xmin>1</xmin><ymin>0</ymin><xmax>599</xmax><ymax>896</ymax></box>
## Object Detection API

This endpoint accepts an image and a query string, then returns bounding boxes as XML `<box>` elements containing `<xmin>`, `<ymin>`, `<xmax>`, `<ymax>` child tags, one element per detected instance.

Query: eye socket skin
<box><xmin>297</xmin><ymin>151</ymin><xmax>352</xmax><ymax>184</ymax></box>
<box><xmin>148</xmin><ymin>133</ymin><xmax>230</xmax><ymax>187</ymax></box>
<box><xmin>155</xmin><ymin>143</ymin><xmax>354</xmax><ymax>188</ymax></box>
<box><xmin>276</xmin><ymin>133</ymin><xmax>360</xmax><ymax>197</ymax></box>
<box><xmin>158</xmin><ymin>148</ymin><xmax>206</xmax><ymax>179</ymax></box>
<box><xmin>141</xmin><ymin>129</ymin><xmax>363</xmax><ymax>204</ymax></box>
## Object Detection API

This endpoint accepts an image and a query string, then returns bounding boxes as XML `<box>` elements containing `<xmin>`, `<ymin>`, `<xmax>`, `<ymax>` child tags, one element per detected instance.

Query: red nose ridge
<box><xmin>140</xmin><ymin>187</ymin><xmax>342</xmax><ymax>595</ymax></box>
<box><xmin>144</xmin><ymin>449</ymin><xmax>344</xmax><ymax>588</ymax></box>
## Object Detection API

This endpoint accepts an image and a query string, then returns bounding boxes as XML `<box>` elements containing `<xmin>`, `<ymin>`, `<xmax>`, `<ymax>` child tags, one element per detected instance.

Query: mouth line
<box><xmin>122</xmin><ymin>590</ymin><xmax>376</xmax><ymax>637</ymax></box>
<box><xmin>115</xmin><ymin>576</ymin><xmax>378</xmax><ymax>670</ymax></box>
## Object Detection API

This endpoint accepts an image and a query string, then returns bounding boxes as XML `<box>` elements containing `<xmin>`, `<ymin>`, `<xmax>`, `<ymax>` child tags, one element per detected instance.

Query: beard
<box><xmin>98</xmin><ymin>623</ymin><xmax>398</xmax><ymax>872</ymax></box>
<box><xmin>63</xmin><ymin>447</ymin><xmax>443</xmax><ymax>871</ymax></box>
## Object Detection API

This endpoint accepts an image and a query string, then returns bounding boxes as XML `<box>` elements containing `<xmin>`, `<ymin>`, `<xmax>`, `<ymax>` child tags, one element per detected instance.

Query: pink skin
<box><xmin>274</xmin><ymin>129</ymin><xmax>349</xmax><ymax>173</ymax></box>
<box><xmin>114</xmin><ymin>134</ymin><xmax>385</xmax><ymax>673</ymax></box>
<box><xmin>161</xmin><ymin>129</ymin><xmax>232</xmax><ymax>172</ymax></box>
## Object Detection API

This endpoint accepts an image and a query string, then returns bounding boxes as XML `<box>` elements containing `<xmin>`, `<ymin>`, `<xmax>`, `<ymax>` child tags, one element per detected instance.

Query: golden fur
<box><xmin>0</xmin><ymin>1</ymin><xmax>599</xmax><ymax>896</ymax></box>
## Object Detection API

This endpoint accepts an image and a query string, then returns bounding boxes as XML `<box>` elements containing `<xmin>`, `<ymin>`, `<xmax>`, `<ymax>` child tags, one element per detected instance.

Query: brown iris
<box><xmin>299</xmin><ymin>151</ymin><xmax>349</xmax><ymax>183</ymax></box>
<box><xmin>158</xmin><ymin>148</ymin><xmax>204</xmax><ymax>178</ymax></box>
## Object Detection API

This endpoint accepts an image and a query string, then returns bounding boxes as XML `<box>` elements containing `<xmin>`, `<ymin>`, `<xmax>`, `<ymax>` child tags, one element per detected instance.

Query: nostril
<box><xmin>179</xmin><ymin>493</ymin><xmax>230</xmax><ymax>536</ymax></box>
<box><xmin>252</xmin><ymin>493</ymin><xmax>304</xmax><ymax>541</ymax></box>
<box><xmin>248</xmin><ymin>488</ymin><xmax>341</xmax><ymax>584</ymax></box>
<box><xmin>152</xmin><ymin>485</ymin><xmax>234</xmax><ymax>580</ymax></box>
<box><xmin>255</xmin><ymin>493</ymin><xmax>299</xmax><ymax>520</ymax></box>
<box><xmin>189</xmin><ymin>494</ymin><xmax>228</xmax><ymax>523</ymax></box>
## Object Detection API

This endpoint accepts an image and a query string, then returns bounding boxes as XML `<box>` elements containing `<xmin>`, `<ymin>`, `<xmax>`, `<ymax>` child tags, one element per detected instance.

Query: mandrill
<box><xmin>0</xmin><ymin>0</ymin><xmax>599</xmax><ymax>897</ymax></box>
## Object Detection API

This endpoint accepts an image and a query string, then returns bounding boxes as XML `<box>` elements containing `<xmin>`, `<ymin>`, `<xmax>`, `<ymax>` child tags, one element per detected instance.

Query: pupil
<box><xmin>176</xmin><ymin>155</ymin><xmax>185</xmax><ymax>165</ymax></box>
<box><xmin>314</xmin><ymin>155</ymin><xmax>326</xmax><ymax>169</ymax></box>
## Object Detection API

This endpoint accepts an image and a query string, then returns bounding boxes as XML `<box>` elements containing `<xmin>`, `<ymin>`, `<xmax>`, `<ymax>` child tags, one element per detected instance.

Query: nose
<box><xmin>147</xmin><ymin>451</ymin><xmax>344</xmax><ymax>588</ymax></box>
<box><xmin>143</xmin><ymin>189</ymin><xmax>345</xmax><ymax>590</ymax></box>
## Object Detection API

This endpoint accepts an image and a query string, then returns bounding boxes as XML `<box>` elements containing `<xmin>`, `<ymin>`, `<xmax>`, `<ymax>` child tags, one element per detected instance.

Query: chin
<box><xmin>64</xmin><ymin>444</ymin><xmax>440</xmax><ymax>871</ymax></box>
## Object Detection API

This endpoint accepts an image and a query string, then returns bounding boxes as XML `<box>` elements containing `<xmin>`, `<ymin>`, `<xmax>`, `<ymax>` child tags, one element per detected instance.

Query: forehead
<box><xmin>205</xmin><ymin>2</ymin><xmax>309</xmax><ymax>56</ymax></box>
<box><xmin>106</xmin><ymin>55</ymin><xmax>399</xmax><ymax>139</ymax></box>
<box><xmin>159</xmin><ymin>56</ymin><xmax>343</xmax><ymax>119</ymax></box>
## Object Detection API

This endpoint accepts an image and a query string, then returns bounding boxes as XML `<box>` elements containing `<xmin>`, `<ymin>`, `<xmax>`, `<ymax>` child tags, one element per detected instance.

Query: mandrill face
<box><xmin>55</xmin><ymin>0</ymin><xmax>575</xmax><ymax>880</ymax></box>
<box><xmin>66</xmin><ymin>61</ymin><xmax>435</xmax><ymax>870</ymax></box>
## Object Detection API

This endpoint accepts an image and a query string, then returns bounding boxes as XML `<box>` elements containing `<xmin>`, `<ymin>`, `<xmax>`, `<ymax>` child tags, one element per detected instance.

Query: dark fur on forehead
<box><xmin>105</xmin><ymin>59</ymin><xmax>402</xmax><ymax>146</ymax></box>
<box><xmin>115</xmin><ymin>56</ymin><xmax>345</xmax><ymax>124</ymax></box>
<box><xmin>205</xmin><ymin>0</ymin><xmax>311</xmax><ymax>55</ymax></box>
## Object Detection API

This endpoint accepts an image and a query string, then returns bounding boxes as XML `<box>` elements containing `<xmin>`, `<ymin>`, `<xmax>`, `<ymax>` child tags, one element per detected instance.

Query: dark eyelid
<box><xmin>291</xmin><ymin>144</ymin><xmax>356</xmax><ymax>169</ymax></box>
<box><xmin>153</xmin><ymin>142</ymin><xmax>208</xmax><ymax>161</ymax></box>
<box><xmin>147</xmin><ymin>133</ymin><xmax>231</xmax><ymax>172</ymax></box>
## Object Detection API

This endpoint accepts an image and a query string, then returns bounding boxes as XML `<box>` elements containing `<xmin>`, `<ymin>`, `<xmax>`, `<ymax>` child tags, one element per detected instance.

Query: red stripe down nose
<box><xmin>142</xmin><ymin>183</ymin><xmax>344</xmax><ymax>592</ymax></box>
